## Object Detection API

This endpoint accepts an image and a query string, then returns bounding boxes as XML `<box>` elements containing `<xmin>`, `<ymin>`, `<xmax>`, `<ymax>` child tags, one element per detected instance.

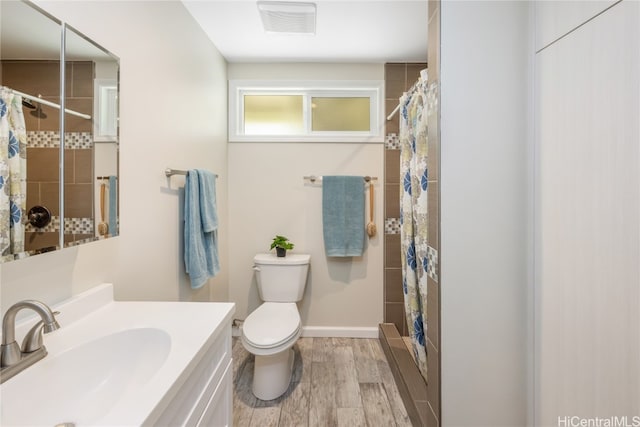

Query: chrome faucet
<box><xmin>1</xmin><ymin>300</ymin><xmax>60</xmax><ymax>383</ymax></box>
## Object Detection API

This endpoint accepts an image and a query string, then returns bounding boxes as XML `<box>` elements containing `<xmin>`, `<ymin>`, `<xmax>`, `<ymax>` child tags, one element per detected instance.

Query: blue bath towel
<box><xmin>184</xmin><ymin>169</ymin><xmax>220</xmax><ymax>289</ymax></box>
<box><xmin>108</xmin><ymin>175</ymin><xmax>118</xmax><ymax>236</ymax></box>
<box><xmin>322</xmin><ymin>176</ymin><xmax>365</xmax><ymax>257</ymax></box>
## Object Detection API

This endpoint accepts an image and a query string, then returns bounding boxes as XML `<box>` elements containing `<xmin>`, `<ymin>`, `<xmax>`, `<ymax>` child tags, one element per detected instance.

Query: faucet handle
<box><xmin>22</xmin><ymin>311</ymin><xmax>60</xmax><ymax>353</ymax></box>
<box><xmin>42</xmin><ymin>310</ymin><xmax>61</xmax><ymax>333</ymax></box>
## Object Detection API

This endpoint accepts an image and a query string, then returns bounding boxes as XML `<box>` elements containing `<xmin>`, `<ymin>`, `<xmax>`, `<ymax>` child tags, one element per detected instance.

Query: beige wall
<box><xmin>227</xmin><ymin>63</ymin><xmax>382</xmax><ymax>81</ymax></box>
<box><xmin>1</xmin><ymin>1</ymin><xmax>228</xmax><ymax>311</ymax></box>
<box><xmin>228</xmin><ymin>63</ymin><xmax>384</xmax><ymax>334</ymax></box>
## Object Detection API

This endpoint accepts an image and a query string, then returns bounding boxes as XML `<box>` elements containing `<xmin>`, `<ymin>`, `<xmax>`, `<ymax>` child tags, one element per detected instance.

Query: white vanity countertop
<box><xmin>0</xmin><ymin>283</ymin><xmax>235</xmax><ymax>427</ymax></box>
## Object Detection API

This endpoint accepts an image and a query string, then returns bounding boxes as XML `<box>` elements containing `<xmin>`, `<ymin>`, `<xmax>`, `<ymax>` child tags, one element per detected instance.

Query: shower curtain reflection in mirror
<box><xmin>0</xmin><ymin>88</ymin><xmax>27</xmax><ymax>260</ymax></box>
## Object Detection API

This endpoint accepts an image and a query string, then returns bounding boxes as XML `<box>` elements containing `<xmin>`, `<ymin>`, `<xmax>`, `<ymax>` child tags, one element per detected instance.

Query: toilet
<box><xmin>241</xmin><ymin>253</ymin><xmax>310</xmax><ymax>400</ymax></box>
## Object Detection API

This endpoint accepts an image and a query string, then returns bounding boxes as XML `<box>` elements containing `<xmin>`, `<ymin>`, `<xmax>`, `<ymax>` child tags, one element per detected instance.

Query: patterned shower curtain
<box><xmin>0</xmin><ymin>88</ymin><xmax>28</xmax><ymax>259</ymax></box>
<box><xmin>399</xmin><ymin>76</ymin><xmax>429</xmax><ymax>380</ymax></box>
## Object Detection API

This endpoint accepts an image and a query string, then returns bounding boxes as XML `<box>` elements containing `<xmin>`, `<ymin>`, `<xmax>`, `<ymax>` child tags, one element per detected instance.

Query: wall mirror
<box><xmin>0</xmin><ymin>0</ymin><xmax>119</xmax><ymax>262</ymax></box>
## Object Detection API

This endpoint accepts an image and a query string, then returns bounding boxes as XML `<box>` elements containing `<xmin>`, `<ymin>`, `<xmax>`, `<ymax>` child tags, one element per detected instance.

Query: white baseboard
<box><xmin>232</xmin><ymin>325</ymin><xmax>379</xmax><ymax>339</ymax></box>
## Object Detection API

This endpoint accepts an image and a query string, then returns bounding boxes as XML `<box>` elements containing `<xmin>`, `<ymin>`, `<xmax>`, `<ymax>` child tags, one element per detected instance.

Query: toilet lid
<box><xmin>243</xmin><ymin>303</ymin><xmax>301</xmax><ymax>348</ymax></box>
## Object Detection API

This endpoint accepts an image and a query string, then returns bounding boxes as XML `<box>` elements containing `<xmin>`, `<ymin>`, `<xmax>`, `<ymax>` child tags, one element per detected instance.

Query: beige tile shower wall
<box><xmin>65</xmin><ymin>62</ymin><xmax>94</xmax><ymax>244</ymax></box>
<box><xmin>2</xmin><ymin>60</ymin><xmax>93</xmax><ymax>250</ymax></box>
<box><xmin>383</xmin><ymin>63</ymin><xmax>427</xmax><ymax>336</ymax></box>
<box><xmin>1</xmin><ymin>61</ymin><xmax>60</xmax><ymax>128</ymax></box>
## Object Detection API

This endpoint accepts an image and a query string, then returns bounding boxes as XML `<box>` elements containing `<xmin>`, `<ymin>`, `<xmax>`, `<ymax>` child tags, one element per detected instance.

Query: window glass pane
<box><xmin>311</xmin><ymin>97</ymin><xmax>370</xmax><ymax>131</ymax></box>
<box><xmin>244</xmin><ymin>95</ymin><xmax>303</xmax><ymax>135</ymax></box>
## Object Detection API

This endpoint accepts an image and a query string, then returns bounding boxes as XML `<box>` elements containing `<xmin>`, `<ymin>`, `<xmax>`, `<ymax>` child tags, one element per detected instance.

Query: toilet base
<box><xmin>252</xmin><ymin>348</ymin><xmax>295</xmax><ymax>400</ymax></box>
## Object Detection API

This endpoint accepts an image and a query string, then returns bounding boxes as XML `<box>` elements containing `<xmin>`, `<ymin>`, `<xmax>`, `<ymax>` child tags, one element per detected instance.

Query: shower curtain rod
<box><xmin>386</xmin><ymin>104</ymin><xmax>401</xmax><ymax>121</ymax></box>
<box><xmin>2</xmin><ymin>86</ymin><xmax>91</xmax><ymax>120</ymax></box>
<box><xmin>386</xmin><ymin>67</ymin><xmax>428</xmax><ymax>121</ymax></box>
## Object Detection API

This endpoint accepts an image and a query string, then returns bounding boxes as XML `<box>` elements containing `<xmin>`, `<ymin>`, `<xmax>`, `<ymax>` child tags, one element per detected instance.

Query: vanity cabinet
<box><xmin>149</xmin><ymin>326</ymin><xmax>232</xmax><ymax>427</ymax></box>
<box><xmin>0</xmin><ymin>284</ymin><xmax>235</xmax><ymax>427</ymax></box>
<box><xmin>196</xmin><ymin>363</ymin><xmax>232</xmax><ymax>427</ymax></box>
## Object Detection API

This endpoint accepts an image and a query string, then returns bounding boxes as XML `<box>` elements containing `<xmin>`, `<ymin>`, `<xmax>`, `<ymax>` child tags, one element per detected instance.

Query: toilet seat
<box><xmin>242</xmin><ymin>302</ymin><xmax>301</xmax><ymax>350</ymax></box>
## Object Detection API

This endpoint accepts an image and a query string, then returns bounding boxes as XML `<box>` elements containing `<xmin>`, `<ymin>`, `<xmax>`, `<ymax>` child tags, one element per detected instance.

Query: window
<box><xmin>229</xmin><ymin>80</ymin><xmax>383</xmax><ymax>142</ymax></box>
<box><xmin>93</xmin><ymin>78</ymin><xmax>118</xmax><ymax>142</ymax></box>
<box><xmin>311</xmin><ymin>97</ymin><xmax>370</xmax><ymax>131</ymax></box>
<box><xmin>244</xmin><ymin>95</ymin><xmax>304</xmax><ymax>135</ymax></box>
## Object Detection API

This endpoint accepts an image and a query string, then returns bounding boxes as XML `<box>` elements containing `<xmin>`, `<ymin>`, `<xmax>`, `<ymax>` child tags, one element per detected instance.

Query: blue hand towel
<box><xmin>184</xmin><ymin>169</ymin><xmax>220</xmax><ymax>289</ymax></box>
<box><xmin>322</xmin><ymin>176</ymin><xmax>365</xmax><ymax>257</ymax></box>
<box><xmin>108</xmin><ymin>175</ymin><xmax>118</xmax><ymax>236</ymax></box>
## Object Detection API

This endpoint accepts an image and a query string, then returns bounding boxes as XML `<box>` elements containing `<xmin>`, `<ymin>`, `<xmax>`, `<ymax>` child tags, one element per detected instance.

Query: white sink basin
<box><xmin>0</xmin><ymin>283</ymin><xmax>235</xmax><ymax>427</ymax></box>
<box><xmin>1</xmin><ymin>328</ymin><xmax>171</xmax><ymax>426</ymax></box>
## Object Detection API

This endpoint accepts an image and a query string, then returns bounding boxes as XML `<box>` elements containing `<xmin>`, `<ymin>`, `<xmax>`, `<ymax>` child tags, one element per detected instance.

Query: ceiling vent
<box><xmin>257</xmin><ymin>1</ymin><xmax>317</xmax><ymax>35</ymax></box>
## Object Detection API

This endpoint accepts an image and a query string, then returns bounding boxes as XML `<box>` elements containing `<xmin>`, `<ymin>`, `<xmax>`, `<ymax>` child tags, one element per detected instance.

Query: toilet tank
<box><xmin>253</xmin><ymin>254</ymin><xmax>310</xmax><ymax>302</ymax></box>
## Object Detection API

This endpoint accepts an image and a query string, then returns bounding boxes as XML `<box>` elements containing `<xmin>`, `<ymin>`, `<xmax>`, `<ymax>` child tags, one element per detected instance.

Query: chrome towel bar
<box><xmin>303</xmin><ymin>175</ymin><xmax>377</xmax><ymax>183</ymax></box>
<box><xmin>165</xmin><ymin>168</ymin><xmax>218</xmax><ymax>178</ymax></box>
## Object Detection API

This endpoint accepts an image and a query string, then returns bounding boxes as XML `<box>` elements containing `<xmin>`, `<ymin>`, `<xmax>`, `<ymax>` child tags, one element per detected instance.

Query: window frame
<box><xmin>93</xmin><ymin>78</ymin><xmax>118</xmax><ymax>142</ymax></box>
<box><xmin>229</xmin><ymin>80</ymin><xmax>384</xmax><ymax>143</ymax></box>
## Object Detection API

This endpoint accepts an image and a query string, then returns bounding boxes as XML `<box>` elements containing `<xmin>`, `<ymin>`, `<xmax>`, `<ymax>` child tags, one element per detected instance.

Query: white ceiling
<box><xmin>182</xmin><ymin>0</ymin><xmax>428</xmax><ymax>63</ymax></box>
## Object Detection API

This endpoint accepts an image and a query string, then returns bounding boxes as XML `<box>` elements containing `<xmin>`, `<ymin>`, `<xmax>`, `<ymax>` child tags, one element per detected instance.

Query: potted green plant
<box><xmin>270</xmin><ymin>235</ymin><xmax>294</xmax><ymax>257</ymax></box>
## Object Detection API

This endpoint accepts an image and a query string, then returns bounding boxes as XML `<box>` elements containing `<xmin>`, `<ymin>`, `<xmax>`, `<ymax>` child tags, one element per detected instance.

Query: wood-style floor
<box><xmin>232</xmin><ymin>337</ymin><xmax>412</xmax><ymax>427</ymax></box>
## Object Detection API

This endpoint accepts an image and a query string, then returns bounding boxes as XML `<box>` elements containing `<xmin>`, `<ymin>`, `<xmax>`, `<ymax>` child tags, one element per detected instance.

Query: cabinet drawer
<box><xmin>196</xmin><ymin>361</ymin><xmax>232</xmax><ymax>427</ymax></box>
<box><xmin>153</xmin><ymin>328</ymin><xmax>231</xmax><ymax>426</ymax></box>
